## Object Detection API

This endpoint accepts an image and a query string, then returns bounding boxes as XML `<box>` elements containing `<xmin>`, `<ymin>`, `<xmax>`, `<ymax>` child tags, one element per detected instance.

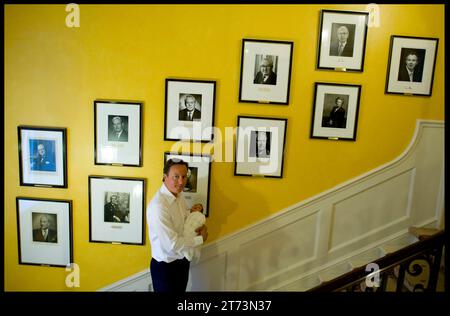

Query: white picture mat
<box><xmin>236</xmin><ymin>117</ymin><xmax>286</xmax><ymax>177</ymax></box>
<box><xmin>165</xmin><ymin>154</ymin><xmax>211</xmax><ymax>215</ymax></box>
<box><xmin>387</xmin><ymin>37</ymin><xmax>437</xmax><ymax>94</ymax></box>
<box><xmin>20</xmin><ymin>129</ymin><xmax>65</xmax><ymax>186</ymax></box>
<box><xmin>96</xmin><ymin>102</ymin><xmax>141</xmax><ymax>165</ymax></box>
<box><xmin>241</xmin><ymin>41</ymin><xmax>292</xmax><ymax>103</ymax></box>
<box><xmin>166</xmin><ymin>81</ymin><xmax>215</xmax><ymax>141</ymax></box>
<box><xmin>319</xmin><ymin>12</ymin><xmax>368</xmax><ymax>70</ymax></box>
<box><xmin>18</xmin><ymin>199</ymin><xmax>71</xmax><ymax>266</ymax></box>
<box><xmin>90</xmin><ymin>178</ymin><xmax>144</xmax><ymax>244</ymax></box>
<box><xmin>312</xmin><ymin>85</ymin><xmax>360</xmax><ymax>139</ymax></box>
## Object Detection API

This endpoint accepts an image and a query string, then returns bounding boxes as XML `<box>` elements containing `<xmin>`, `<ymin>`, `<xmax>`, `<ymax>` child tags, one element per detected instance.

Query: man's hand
<box><xmin>195</xmin><ymin>225</ymin><xmax>208</xmax><ymax>242</ymax></box>
<box><xmin>191</xmin><ymin>204</ymin><xmax>203</xmax><ymax>213</ymax></box>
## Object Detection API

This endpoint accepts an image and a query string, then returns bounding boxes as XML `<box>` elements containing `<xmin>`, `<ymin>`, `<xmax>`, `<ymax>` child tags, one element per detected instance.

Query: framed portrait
<box><xmin>165</xmin><ymin>79</ymin><xmax>216</xmax><ymax>142</ymax></box>
<box><xmin>16</xmin><ymin>197</ymin><xmax>73</xmax><ymax>267</ymax></box>
<box><xmin>89</xmin><ymin>176</ymin><xmax>145</xmax><ymax>245</ymax></box>
<box><xmin>239</xmin><ymin>39</ymin><xmax>294</xmax><ymax>105</ymax></box>
<box><xmin>310</xmin><ymin>82</ymin><xmax>361</xmax><ymax>141</ymax></box>
<box><xmin>317</xmin><ymin>10</ymin><xmax>369</xmax><ymax>72</ymax></box>
<box><xmin>164</xmin><ymin>152</ymin><xmax>212</xmax><ymax>217</ymax></box>
<box><xmin>385</xmin><ymin>35</ymin><xmax>439</xmax><ymax>96</ymax></box>
<box><xmin>94</xmin><ymin>100</ymin><xmax>142</xmax><ymax>166</ymax></box>
<box><xmin>235</xmin><ymin>116</ymin><xmax>288</xmax><ymax>178</ymax></box>
<box><xmin>18</xmin><ymin>126</ymin><xmax>67</xmax><ymax>188</ymax></box>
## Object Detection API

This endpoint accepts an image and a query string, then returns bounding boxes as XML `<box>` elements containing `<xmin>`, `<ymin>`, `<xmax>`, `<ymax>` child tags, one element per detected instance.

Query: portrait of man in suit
<box><xmin>108</xmin><ymin>115</ymin><xmax>129</xmax><ymax>142</ymax></box>
<box><xmin>29</xmin><ymin>140</ymin><xmax>56</xmax><ymax>172</ymax></box>
<box><xmin>178</xmin><ymin>94</ymin><xmax>202</xmax><ymax>121</ymax></box>
<box><xmin>104</xmin><ymin>193</ymin><xmax>129</xmax><ymax>223</ymax></box>
<box><xmin>249</xmin><ymin>131</ymin><xmax>271</xmax><ymax>158</ymax></box>
<box><xmin>253</xmin><ymin>55</ymin><xmax>277</xmax><ymax>85</ymax></box>
<box><xmin>329</xmin><ymin>24</ymin><xmax>355</xmax><ymax>57</ymax></box>
<box><xmin>397</xmin><ymin>49</ymin><xmax>425</xmax><ymax>83</ymax></box>
<box><xmin>32</xmin><ymin>213</ymin><xmax>58</xmax><ymax>243</ymax></box>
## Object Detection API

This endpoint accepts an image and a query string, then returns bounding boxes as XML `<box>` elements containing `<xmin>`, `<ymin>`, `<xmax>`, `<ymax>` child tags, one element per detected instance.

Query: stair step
<box><xmin>318</xmin><ymin>262</ymin><xmax>352</xmax><ymax>283</ymax></box>
<box><xmin>348</xmin><ymin>247</ymin><xmax>385</xmax><ymax>269</ymax></box>
<box><xmin>379</xmin><ymin>233</ymin><xmax>419</xmax><ymax>255</ymax></box>
<box><xmin>279</xmin><ymin>274</ymin><xmax>322</xmax><ymax>291</ymax></box>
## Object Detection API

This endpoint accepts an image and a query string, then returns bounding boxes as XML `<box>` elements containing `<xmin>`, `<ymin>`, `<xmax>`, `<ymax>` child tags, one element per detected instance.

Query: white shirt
<box><xmin>147</xmin><ymin>183</ymin><xmax>203</xmax><ymax>263</ymax></box>
<box><xmin>406</xmin><ymin>67</ymin><xmax>414</xmax><ymax>82</ymax></box>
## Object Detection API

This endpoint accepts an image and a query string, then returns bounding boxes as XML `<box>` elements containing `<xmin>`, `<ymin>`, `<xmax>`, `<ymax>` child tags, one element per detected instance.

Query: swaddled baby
<box><xmin>183</xmin><ymin>203</ymin><xmax>206</xmax><ymax>263</ymax></box>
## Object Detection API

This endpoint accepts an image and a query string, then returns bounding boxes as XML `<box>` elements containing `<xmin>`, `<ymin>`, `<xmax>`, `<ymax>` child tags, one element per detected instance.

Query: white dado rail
<box><xmin>100</xmin><ymin>120</ymin><xmax>444</xmax><ymax>291</ymax></box>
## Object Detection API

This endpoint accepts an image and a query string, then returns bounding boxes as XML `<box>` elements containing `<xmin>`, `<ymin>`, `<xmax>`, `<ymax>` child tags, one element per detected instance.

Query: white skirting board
<box><xmin>99</xmin><ymin>120</ymin><xmax>444</xmax><ymax>291</ymax></box>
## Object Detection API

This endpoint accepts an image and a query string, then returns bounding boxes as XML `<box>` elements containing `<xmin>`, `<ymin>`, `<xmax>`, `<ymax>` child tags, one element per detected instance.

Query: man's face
<box><xmin>185</xmin><ymin>97</ymin><xmax>196</xmax><ymax>111</ymax></box>
<box><xmin>164</xmin><ymin>164</ymin><xmax>188</xmax><ymax>195</ymax></box>
<box><xmin>38</xmin><ymin>144</ymin><xmax>45</xmax><ymax>156</ymax></box>
<box><xmin>260</xmin><ymin>61</ymin><xmax>272</xmax><ymax>76</ymax></box>
<box><xmin>110</xmin><ymin>196</ymin><xmax>117</xmax><ymax>205</ymax></box>
<box><xmin>257</xmin><ymin>132</ymin><xmax>268</xmax><ymax>151</ymax></box>
<box><xmin>337</xmin><ymin>27</ymin><xmax>349</xmax><ymax>43</ymax></box>
<box><xmin>40</xmin><ymin>216</ymin><xmax>49</xmax><ymax>230</ymax></box>
<box><xmin>112</xmin><ymin>118</ymin><xmax>123</xmax><ymax>133</ymax></box>
<box><xmin>336</xmin><ymin>99</ymin><xmax>343</xmax><ymax>107</ymax></box>
<box><xmin>405</xmin><ymin>54</ymin><xmax>418</xmax><ymax>70</ymax></box>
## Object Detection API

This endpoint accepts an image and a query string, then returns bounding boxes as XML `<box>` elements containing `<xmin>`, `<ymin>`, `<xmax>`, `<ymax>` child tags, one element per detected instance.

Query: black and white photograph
<box><xmin>317</xmin><ymin>10</ymin><xmax>369</xmax><ymax>72</ymax></box>
<box><xmin>32</xmin><ymin>212</ymin><xmax>58</xmax><ymax>243</ymax></box>
<box><xmin>104</xmin><ymin>192</ymin><xmax>130</xmax><ymax>224</ymax></box>
<box><xmin>249</xmin><ymin>131</ymin><xmax>272</xmax><ymax>158</ymax></box>
<box><xmin>16</xmin><ymin>197</ymin><xmax>72</xmax><ymax>267</ymax></box>
<box><xmin>321</xmin><ymin>94</ymin><xmax>349</xmax><ymax>129</ymax></box>
<box><xmin>253</xmin><ymin>54</ymin><xmax>278</xmax><ymax>85</ymax></box>
<box><xmin>95</xmin><ymin>100</ymin><xmax>142</xmax><ymax>166</ymax></box>
<box><xmin>165</xmin><ymin>79</ymin><xmax>216</xmax><ymax>142</ymax></box>
<box><xmin>164</xmin><ymin>153</ymin><xmax>212</xmax><ymax>217</ymax></box>
<box><xmin>385</xmin><ymin>36</ymin><xmax>439</xmax><ymax>96</ymax></box>
<box><xmin>89</xmin><ymin>176</ymin><xmax>145</xmax><ymax>245</ymax></box>
<box><xmin>184</xmin><ymin>167</ymin><xmax>198</xmax><ymax>193</ymax></box>
<box><xmin>18</xmin><ymin>126</ymin><xmax>67</xmax><ymax>188</ymax></box>
<box><xmin>235</xmin><ymin>116</ymin><xmax>287</xmax><ymax>178</ymax></box>
<box><xmin>178</xmin><ymin>93</ymin><xmax>202</xmax><ymax>121</ymax></box>
<box><xmin>239</xmin><ymin>39</ymin><xmax>293</xmax><ymax>104</ymax></box>
<box><xmin>310</xmin><ymin>83</ymin><xmax>361</xmax><ymax>141</ymax></box>
<box><xmin>107</xmin><ymin>115</ymin><xmax>129</xmax><ymax>142</ymax></box>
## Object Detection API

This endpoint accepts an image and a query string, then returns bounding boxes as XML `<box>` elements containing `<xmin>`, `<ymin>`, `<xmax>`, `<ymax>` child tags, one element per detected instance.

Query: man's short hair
<box><xmin>112</xmin><ymin>116</ymin><xmax>122</xmax><ymax>123</ymax></box>
<box><xmin>184</xmin><ymin>95</ymin><xmax>196</xmax><ymax>105</ymax></box>
<box><xmin>163</xmin><ymin>158</ymin><xmax>189</xmax><ymax>179</ymax></box>
<box><xmin>261</xmin><ymin>56</ymin><xmax>273</xmax><ymax>67</ymax></box>
<box><xmin>335</xmin><ymin>97</ymin><xmax>344</xmax><ymax>104</ymax></box>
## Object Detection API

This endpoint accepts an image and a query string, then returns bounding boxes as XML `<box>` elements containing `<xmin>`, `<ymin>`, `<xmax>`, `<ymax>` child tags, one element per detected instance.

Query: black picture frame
<box><xmin>310</xmin><ymin>82</ymin><xmax>362</xmax><ymax>141</ymax></box>
<box><xmin>94</xmin><ymin>100</ymin><xmax>143</xmax><ymax>166</ymax></box>
<box><xmin>317</xmin><ymin>10</ymin><xmax>369</xmax><ymax>72</ymax></box>
<box><xmin>385</xmin><ymin>35</ymin><xmax>439</xmax><ymax>96</ymax></box>
<box><xmin>164</xmin><ymin>79</ymin><xmax>217</xmax><ymax>142</ymax></box>
<box><xmin>239</xmin><ymin>39</ymin><xmax>294</xmax><ymax>105</ymax></box>
<box><xmin>18</xmin><ymin>126</ymin><xmax>67</xmax><ymax>188</ymax></box>
<box><xmin>164</xmin><ymin>152</ymin><xmax>212</xmax><ymax>217</ymax></box>
<box><xmin>16</xmin><ymin>197</ymin><xmax>73</xmax><ymax>267</ymax></box>
<box><xmin>89</xmin><ymin>176</ymin><xmax>146</xmax><ymax>245</ymax></box>
<box><xmin>235</xmin><ymin>116</ymin><xmax>288</xmax><ymax>178</ymax></box>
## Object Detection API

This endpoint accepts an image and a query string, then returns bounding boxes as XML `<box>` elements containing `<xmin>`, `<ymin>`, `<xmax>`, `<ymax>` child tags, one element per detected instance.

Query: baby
<box><xmin>183</xmin><ymin>203</ymin><xmax>206</xmax><ymax>263</ymax></box>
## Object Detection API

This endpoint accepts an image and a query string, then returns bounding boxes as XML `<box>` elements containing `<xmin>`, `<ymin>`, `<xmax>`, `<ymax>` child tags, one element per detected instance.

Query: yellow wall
<box><xmin>5</xmin><ymin>4</ymin><xmax>444</xmax><ymax>291</ymax></box>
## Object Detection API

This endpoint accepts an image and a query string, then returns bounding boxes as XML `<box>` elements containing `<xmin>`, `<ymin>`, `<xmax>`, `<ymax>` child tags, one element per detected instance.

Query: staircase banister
<box><xmin>308</xmin><ymin>230</ymin><xmax>445</xmax><ymax>292</ymax></box>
